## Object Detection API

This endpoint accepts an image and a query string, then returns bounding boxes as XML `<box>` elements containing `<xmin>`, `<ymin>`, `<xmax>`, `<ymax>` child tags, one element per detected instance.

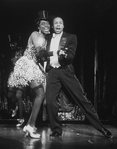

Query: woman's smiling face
<box><xmin>39</xmin><ymin>20</ymin><xmax>50</xmax><ymax>34</ymax></box>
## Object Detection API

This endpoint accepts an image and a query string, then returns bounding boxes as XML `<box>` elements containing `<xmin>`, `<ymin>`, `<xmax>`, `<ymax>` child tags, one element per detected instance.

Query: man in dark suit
<box><xmin>45</xmin><ymin>16</ymin><xmax>113</xmax><ymax>138</ymax></box>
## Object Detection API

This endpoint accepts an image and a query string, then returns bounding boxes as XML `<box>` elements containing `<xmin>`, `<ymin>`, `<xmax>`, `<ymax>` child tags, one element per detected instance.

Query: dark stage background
<box><xmin>0</xmin><ymin>0</ymin><xmax>117</xmax><ymax>122</ymax></box>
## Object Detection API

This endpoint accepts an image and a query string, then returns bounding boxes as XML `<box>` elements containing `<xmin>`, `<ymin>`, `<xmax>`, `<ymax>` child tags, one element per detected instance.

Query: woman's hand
<box><xmin>35</xmin><ymin>46</ymin><xmax>43</xmax><ymax>53</ymax></box>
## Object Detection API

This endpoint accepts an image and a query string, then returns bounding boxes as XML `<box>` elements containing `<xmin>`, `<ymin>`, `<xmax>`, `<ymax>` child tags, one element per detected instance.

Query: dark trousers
<box><xmin>46</xmin><ymin>66</ymin><xmax>105</xmax><ymax>133</ymax></box>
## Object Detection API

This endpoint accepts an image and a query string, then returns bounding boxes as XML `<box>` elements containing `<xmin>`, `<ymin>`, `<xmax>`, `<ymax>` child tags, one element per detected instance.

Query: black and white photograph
<box><xmin>0</xmin><ymin>0</ymin><xmax>117</xmax><ymax>148</ymax></box>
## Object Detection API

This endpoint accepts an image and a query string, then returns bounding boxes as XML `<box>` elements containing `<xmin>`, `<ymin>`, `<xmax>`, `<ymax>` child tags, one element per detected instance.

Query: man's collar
<box><xmin>52</xmin><ymin>32</ymin><xmax>63</xmax><ymax>38</ymax></box>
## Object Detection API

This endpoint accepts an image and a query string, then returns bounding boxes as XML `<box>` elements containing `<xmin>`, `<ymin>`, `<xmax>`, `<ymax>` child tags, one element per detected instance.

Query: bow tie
<box><xmin>52</xmin><ymin>33</ymin><xmax>61</xmax><ymax>38</ymax></box>
<box><xmin>52</xmin><ymin>33</ymin><xmax>56</xmax><ymax>38</ymax></box>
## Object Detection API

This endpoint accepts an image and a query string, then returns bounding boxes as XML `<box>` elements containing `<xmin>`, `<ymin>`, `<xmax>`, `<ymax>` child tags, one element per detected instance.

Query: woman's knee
<box><xmin>36</xmin><ymin>88</ymin><xmax>45</xmax><ymax>98</ymax></box>
<box><xmin>16</xmin><ymin>90</ymin><xmax>23</xmax><ymax>99</ymax></box>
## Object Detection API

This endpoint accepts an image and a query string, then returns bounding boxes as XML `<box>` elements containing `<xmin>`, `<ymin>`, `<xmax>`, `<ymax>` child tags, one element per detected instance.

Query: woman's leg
<box><xmin>7</xmin><ymin>87</ymin><xmax>16</xmax><ymax>116</ymax></box>
<box><xmin>27</xmin><ymin>81</ymin><xmax>45</xmax><ymax>127</ymax></box>
<box><xmin>16</xmin><ymin>88</ymin><xmax>24</xmax><ymax>120</ymax></box>
<box><xmin>23</xmin><ymin>81</ymin><xmax>45</xmax><ymax>138</ymax></box>
<box><xmin>15</xmin><ymin>87</ymin><xmax>25</xmax><ymax>127</ymax></box>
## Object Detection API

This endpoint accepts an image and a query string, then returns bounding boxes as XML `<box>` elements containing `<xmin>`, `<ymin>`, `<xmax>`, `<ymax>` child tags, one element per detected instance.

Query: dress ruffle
<box><xmin>8</xmin><ymin>47</ymin><xmax>46</xmax><ymax>88</ymax></box>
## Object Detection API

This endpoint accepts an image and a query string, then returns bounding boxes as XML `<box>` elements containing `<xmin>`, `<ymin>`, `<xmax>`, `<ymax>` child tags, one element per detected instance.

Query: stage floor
<box><xmin>0</xmin><ymin>122</ymin><xmax>117</xmax><ymax>149</ymax></box>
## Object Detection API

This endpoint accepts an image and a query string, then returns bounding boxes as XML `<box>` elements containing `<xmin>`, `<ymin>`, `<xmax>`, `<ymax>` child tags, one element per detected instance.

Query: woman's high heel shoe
<box><xmin>23</xmin><ymin>125</ymin><xmax>37</xmax><ymax>132</ymax></box>
<box><xmin>23</xmin><ymin>125</ymin><xmax>40</xmax><ymax>139</ymax></box>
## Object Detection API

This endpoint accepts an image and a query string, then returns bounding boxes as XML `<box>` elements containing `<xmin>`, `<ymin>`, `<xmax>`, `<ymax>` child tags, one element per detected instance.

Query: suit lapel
<box><xmin>58</xmin><ymin>32</ymin><xmax>68</xmax><ymax>51</ymax></box>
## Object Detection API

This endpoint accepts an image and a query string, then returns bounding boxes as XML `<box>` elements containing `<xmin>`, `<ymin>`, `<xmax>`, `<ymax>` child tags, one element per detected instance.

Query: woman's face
<box><xmin>39</xmin><ymin>20</ymin><xmax>50</xmax><ymax>34</ymax></box>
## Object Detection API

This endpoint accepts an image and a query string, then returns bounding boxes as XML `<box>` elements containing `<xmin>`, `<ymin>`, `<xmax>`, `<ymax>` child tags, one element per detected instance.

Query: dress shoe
<box><xmin>16</xmin><ymin>118</ymin><xmax>24</xmax><ymax>127</ymax></box>
<box><xmin>50</xmin><ymin>132</ymin><xmax>62</xmax><ymax>137</ymax></box>
<box><xmin>23</xmin><ymin>125</ymin><xmax>40</xmax><ymax>139</ymax></box>
<box><xmin>100</xmin><ymin>128</ymin><xmax>113</xmax><ymax>139</ymax></box>
<box><xmin>11</xmin><ymin>106</ymin><xmax>18</xmax><ymax>117</ymax></box>
<box><xmin>23</xmin><ymin>125</ymin><xmax>37</xmax><ymax>132</ymax></box>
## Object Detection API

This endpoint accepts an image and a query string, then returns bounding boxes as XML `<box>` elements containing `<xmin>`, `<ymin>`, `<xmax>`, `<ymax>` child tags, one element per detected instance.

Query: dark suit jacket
<box><xmin>46</xmin><ymin>32</ymin><xmax>78</xmax><ymax>72</ymax></box>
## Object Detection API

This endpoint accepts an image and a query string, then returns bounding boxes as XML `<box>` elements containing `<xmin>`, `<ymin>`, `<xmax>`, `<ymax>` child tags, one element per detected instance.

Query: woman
<box><xmin>8</xmin><ymin>10</ymin><xmax>50</xmax><ymax>139</ymax></box>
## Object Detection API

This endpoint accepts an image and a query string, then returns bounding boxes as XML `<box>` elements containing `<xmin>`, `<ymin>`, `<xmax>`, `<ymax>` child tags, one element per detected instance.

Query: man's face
<box><xmin>53</xmin><ymin>17</ymin><xmax>64</xmax><ymax>34</ymax></box>
<box><xmin>39</xmin><ymin>20</ymin><xmax>50</xmax><ymax>34</ymax></box>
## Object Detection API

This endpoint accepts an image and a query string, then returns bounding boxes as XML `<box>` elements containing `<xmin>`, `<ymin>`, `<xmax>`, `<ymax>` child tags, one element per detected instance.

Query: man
<box><xmin>46</xmin><ymin>16</ymin><xmax>113</xmax><ymax>138</ymax></box>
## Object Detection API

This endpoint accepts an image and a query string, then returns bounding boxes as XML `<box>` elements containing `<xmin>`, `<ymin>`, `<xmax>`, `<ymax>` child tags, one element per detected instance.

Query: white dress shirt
<box><xmin>49</xmin><ymin>32</ymin><xmax>63</xmax><ymax>68</ymax></box>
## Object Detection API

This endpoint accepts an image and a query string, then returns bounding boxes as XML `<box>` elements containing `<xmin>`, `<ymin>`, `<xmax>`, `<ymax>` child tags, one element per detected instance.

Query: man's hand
<box><xmin>58</xmin><ymin>49</ymin><xmax>67</xmax><ymax>58</ymax></box>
